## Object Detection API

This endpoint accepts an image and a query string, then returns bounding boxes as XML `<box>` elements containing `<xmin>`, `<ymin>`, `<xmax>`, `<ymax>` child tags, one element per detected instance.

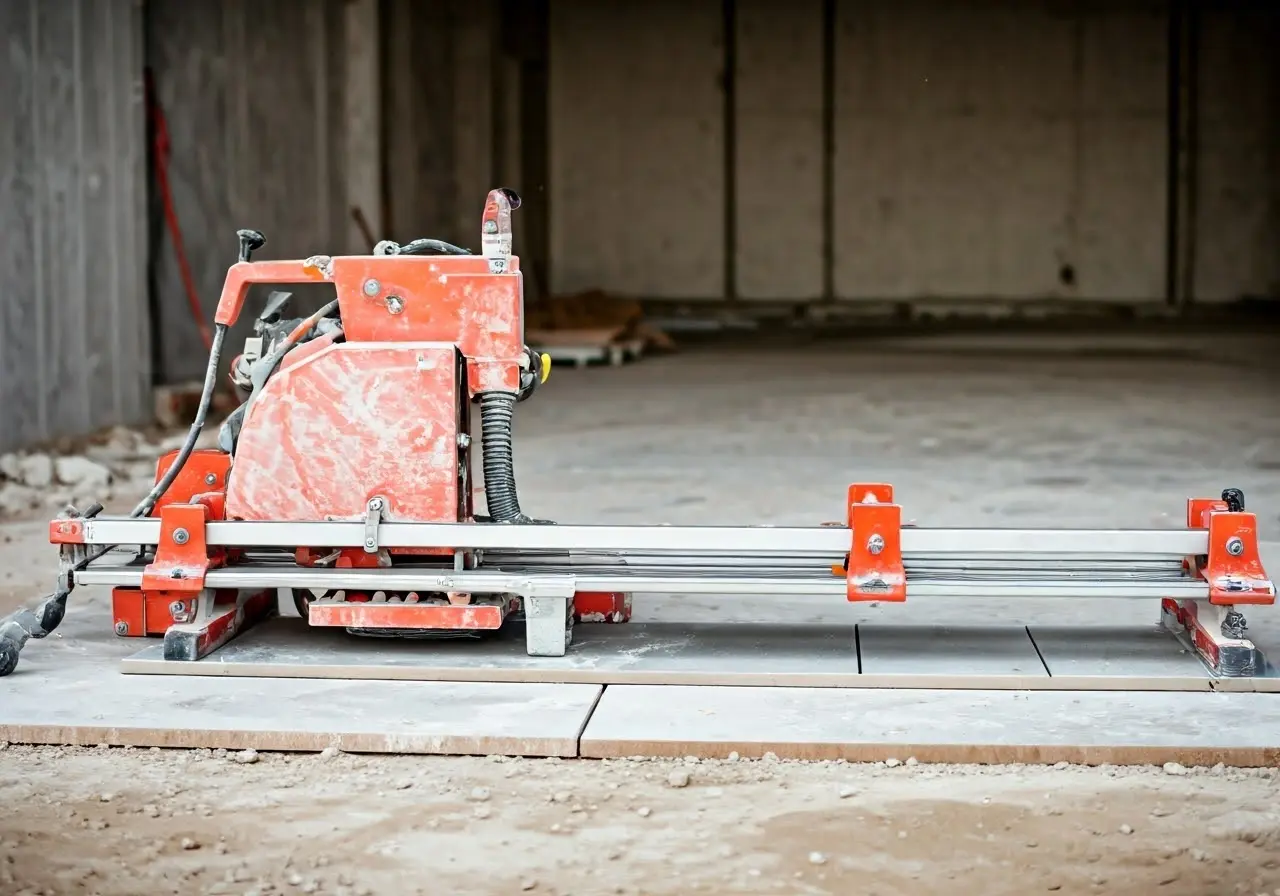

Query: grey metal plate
<box><xmin>1029</xmin><ymin>625</ymin><xmax>1211</xmax><ymax>678</ymax></box>
<box><xmin>857</xmin><ymin>624</ymin><xmax>1049</xmax><ymax>677</ymax></box>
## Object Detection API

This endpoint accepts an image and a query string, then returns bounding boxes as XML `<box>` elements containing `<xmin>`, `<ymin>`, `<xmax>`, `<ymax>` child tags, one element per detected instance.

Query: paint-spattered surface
<box><xmin>224</xmin><ymin>344</ymin><xmax>460</xmax><ymax>523</ymax></box>
<box><xmin>578</xmin><ymin>684</ymin><xmax>1280</xmax><ymax>764</ymax></box>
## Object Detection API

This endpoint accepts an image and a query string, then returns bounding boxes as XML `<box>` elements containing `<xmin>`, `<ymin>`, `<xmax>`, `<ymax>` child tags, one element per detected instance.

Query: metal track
<box><xmin>76</xmin><ymin>518</ymin><xmax>1208</xmax><ymax>558</ymax></box>
<box><xmin>75</xmin><ymin>560</ymin><xmax>1210</xmax><ymax>600</ymax></box>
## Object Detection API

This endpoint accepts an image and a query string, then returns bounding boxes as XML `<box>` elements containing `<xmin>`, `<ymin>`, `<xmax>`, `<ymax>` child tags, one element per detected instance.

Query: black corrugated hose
<box><xmin>479</xmin><ymin>391</ymin><xmax>526</xmax><ymax>522</ymax></box>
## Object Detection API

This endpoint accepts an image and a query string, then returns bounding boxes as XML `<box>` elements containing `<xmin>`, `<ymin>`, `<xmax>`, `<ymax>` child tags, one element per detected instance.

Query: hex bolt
<box><xmin>364</xmin><ymin>537</ymin><xmax>376</xmax><ymax>549</ymax></box>
<box><xmin>386</xmin><ymin>295</ymin><xmax>405</xmax><ymax>314</ymax></box>
<box><xmin>114</xmin><ymin>621</ymin><xmax>128</xmax><ymax>636</ymax></box>
<box><xmin>362</xmin><ymin>278</ymin><xmax>381</xmax><ymax>297</ymax></box>
<box><xmin>457</xmin><ymin>433</ymin><xmax>472</xmax><ymax>449</ymax></box>
<box><xmin>867</xmin><ymin>534</ymin><xmax>885</xmax><ymax>555</ymax></box>
<box><xmin>168</xmin><ymin>601</ymin><xmax>186</xmax><ymax>619</ymax></box>
<box><xmin>172</xmin><ymin>528</ymin><xmax>190</xmax><ymax>545</ymax></box>
<box><xmin>204</xmin><ymin>473</ymin><xmax>218</xmax><ymax>486</ymax></box>
<box><xmin>1226</xmin><ymin>537</ymin><xmax>1245</xmax><ymax>556</ymax></box>
<box><xmin>368</xmin><ymin>497</ymin><xmax>385</xmax><ymax>512</ymax></box>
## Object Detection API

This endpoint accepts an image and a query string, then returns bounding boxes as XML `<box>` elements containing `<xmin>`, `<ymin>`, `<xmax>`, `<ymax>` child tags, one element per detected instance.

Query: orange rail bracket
<box><xmin>142</xmin><ymin>503</ymin><xmax>211</xmax><ymax>593</ymax></box>
<box><xmin>1185</xmin><ymin>495</ymin><xmax>1275</xmax><ymax>606</ymax></box>
<box><xmin>845</xmin><ymin>483</ymin><xmax>906</xmax><ymax>602</ymax></box>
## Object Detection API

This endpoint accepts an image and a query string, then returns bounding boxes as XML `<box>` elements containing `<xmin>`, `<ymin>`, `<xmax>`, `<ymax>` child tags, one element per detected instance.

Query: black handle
<box><xmin>237</xmin><ymin>229</ymin><xmax>266</xmax><ymax>263</ymax></box>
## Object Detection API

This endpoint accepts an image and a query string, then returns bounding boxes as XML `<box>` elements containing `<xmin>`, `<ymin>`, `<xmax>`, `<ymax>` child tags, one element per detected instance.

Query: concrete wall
<box><xmin>146</xmin><ymin>0</ymin><xmax>349</xmax><ymax>384</ymax></box>
<box><xmin>833</xmin><ymin>0</ymin><xmax>1168</xmax><ymax>302</ymax></box>
<box><xmin>545</xmin><ymin>0</ymin><xmax>1279</xmax><ymax>306</ymax></box>
<box><xmin>548</xmin><ymin>0</ymin><xmax>726</xmax><ymax>299</ymax></box>
<box><xmin>1193</xmin><ymin>1</ymin><xmax>1280</xmax><ymax>303</ymax></box>
<box><xmin>0</xmin><ymin>0</ymin><xmax>150</xmax><ymax>452</ymax></box>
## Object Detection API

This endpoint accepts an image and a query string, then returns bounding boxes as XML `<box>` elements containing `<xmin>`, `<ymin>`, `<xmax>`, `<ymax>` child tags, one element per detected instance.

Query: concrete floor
<box><xmin>2</xmin><ymin>329</ymin><xmax>1280</xmax><ymax>760</ymax></box>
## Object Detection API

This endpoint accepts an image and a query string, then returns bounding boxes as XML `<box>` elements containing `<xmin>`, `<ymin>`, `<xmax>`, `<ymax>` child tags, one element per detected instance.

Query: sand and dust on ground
<box><xmin>2</xmin><ymin>337</ymin><xmax>1279</xmax><ymax>894</ymax></box>
<box><xmin>3</xmin><ymin>745</ymin><xmax>1280</xmax><ymax>896</ymax></box>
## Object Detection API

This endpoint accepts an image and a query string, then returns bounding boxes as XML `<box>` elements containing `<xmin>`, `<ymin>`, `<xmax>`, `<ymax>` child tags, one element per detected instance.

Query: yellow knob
<box><xmin>539</xmin><ymin>352</ymin><xmax>552</xmax><ymax>383</ymax></box>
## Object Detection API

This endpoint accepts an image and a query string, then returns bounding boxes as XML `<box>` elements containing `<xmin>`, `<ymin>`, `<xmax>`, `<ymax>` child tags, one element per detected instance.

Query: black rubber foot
<box><xmin>0</xmin><ymin>637</ymin><xmax>20</xmax><ymax>677</ymax></box>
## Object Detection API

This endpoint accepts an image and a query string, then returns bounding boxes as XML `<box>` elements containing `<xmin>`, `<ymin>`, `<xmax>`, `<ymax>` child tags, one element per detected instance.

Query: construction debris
<box><xmin>526</xmin><ymin>289</ymin><xmax>675</xmax><ymax>368</ymax></box>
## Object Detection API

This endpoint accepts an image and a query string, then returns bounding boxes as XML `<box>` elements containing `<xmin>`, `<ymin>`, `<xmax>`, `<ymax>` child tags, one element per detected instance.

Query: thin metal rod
<box><xmin>78</xmin><ymin>518</ymin><xmax>1210</xmax><ymax>558</ymax></box>
<box><xmin>74</xmin><ymin>564</ymin><xmax>1209</xmax><ymax>600</ymax></box>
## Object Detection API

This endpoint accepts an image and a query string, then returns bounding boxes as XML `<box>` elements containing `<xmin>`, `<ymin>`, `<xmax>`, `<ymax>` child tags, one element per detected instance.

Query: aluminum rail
<box><xmin>73</xmin><ymin>563</ymin><xmax>1211</xmax><ymax>600</ymax></box>
<box><xmin>76</xmin><ymin>518</ymin><xmax>1209</xmax><ymax>558</ymax></box>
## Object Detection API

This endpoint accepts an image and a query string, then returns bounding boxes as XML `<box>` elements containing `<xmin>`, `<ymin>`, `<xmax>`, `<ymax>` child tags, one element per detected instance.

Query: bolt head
<box><xmin>867</xmin><ymin>534</ymin><xmax>885</xmax><ymax>555</ymax></box>
<box><xmin>204</xmin><ymin>473</ymin><xmax>218</xmax><ymax>485</ymax></box>
<box><xmin>368</xmin><ymin>497</ymin><xmax>384</xmax><ymax>511</ymax></box>
<box><xmin>1226</xmin><ymin>537</ymin><xmax>1245</xmax><ymax>556</ymax></box>
<box><xmin>362</xmin><ymin>278</ymin><xmax>381</xmax><ymax>297</ymax></box>
<box><xmin>172</xmin><ymin>527</ymin><xmax>190</xmax><ymax>545</ymax></box>
<box><xmin>114</xmin><ymin>621</ymin><xmax>128</xmax><ymax>635</ymax></box>
<box><xmin>364</xmin><ymin>538</ymin><xmax>376</xmax><ymax>548</ymax></box>
<box><xmin>386</xmin><ymin>295</ymin><xmax>404</xmax><ymax>314</ymax></box>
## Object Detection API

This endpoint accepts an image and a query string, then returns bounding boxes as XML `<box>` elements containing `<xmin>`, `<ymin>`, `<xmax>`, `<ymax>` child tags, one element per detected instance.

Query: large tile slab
<box><xmin>857</xmin><ymin>624</ymin><xmax>1048</xmax><ymax>677</ymax></box>
<box><xmin>117</xmin><ymin>617</ymin><xmax>1271</xmax><ymax>691</ymax></box>
<box><xmin>0</xmin><ymin>625</ymin><xmax>600</xmax><ymax>756</ymax></box>
<box><xmin>122</xmin><ymin>618</ymin><xmax>864</xmax><ymax>685</ymax></box>
<box><xmin>1030</xmin><ymin>624</ymin><xmax>1212</xmax><ymax>679</ymax></box>
<box><xmin>579</xmin><ymin>684</ymin><xmax>1280</xmax><ymax>766</ymax></box>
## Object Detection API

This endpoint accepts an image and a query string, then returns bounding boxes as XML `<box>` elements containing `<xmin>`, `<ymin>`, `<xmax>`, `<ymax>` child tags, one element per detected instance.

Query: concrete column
<box><xmin>345</xmin><ymin>0</ymin><xmax>382</xmax><ymax>252</ymax></box>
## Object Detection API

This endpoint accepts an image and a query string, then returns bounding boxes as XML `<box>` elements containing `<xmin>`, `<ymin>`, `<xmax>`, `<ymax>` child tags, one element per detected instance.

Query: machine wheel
<box><xmin>290</xmin><ymin>589</ymin><xmax>314</xmax><ymax>622</ymax></box>
<box><xmin>0</xmin><ymin>636</ymin><xmax>20</xmax><ymax>677</ymax></box>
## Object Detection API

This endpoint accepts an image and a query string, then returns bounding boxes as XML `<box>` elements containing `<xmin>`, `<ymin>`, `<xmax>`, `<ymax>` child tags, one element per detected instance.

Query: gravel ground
<box><xmin>2</xmin><ymin>330</ymin><xmax>1279</xmax><ymax>895</ymax></box>
<box><xmin>3</xmin><ymin>745</ymin><xmax>1280</xmax><ymax>896</ymax></box>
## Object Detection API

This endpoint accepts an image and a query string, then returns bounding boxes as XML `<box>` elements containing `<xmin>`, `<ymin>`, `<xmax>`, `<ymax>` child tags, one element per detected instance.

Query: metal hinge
<box><xmin>363</xmin><ymin>497</ymin><xmax>385</xmax><ymax>553</ymax></box>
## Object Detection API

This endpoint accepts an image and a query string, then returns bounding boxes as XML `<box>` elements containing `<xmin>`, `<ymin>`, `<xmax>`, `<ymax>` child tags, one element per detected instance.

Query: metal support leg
<box><xmin>1161</xmin><ymin>597</ymin><xmax>1259</xmax><ymax>677</ymax></box>
<box><xmin>525</xmin><ymin>595</ymin><xmax>572</xmax><ymax>657</ymax></box>
<box><xmin>162</xmin><ymin>587</ymin><xmax>278</xmax><ymax>662</ymax></box>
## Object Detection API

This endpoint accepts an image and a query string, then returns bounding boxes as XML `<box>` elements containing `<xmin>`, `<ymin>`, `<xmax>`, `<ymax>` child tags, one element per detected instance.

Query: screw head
<box><xmin>386</xmin><ymin>295</ymin><xmax>404</xmax><ymax>314</ymax></box>
<box><xmin>1226</xmin><ymin>537</ymin><xmax>1245</xmax><ymax>556</ymax></box>
<box><xmin>362</xmin><ymin>278</ymin><xmax>381</xmax><ymax>297</ymax></box>
<box><xmin>364</xmin><ymin>538</ymin><xmax>376</xmax><ymax>548</ymax></box>
<box><xmin>867</xmin><ymin>534</ymin><xmax>885</xmax><ymax>555</ymax></box>
<box><xmin>172</xmin><ymin>527</ymin><xmax>189</xmax><ymax>545</ymax></box>
<box><xmin>114</xmin><ymin>621</ymin><xmax>128</xmax><ymax>635</ymax></box>
<box><xmin>368</xmin><ymin>497</ymin><xmax>385</xmax><ymax>512</ymax></box>
<box><xmin>204</xmin><ymin>473</ymin><xmax>218</xmax><ymax>485</ymax></box>
<box><xmin>168</xmin><ymin>601</ymin><xmax>186</xmax><ymax>617</ymax></box>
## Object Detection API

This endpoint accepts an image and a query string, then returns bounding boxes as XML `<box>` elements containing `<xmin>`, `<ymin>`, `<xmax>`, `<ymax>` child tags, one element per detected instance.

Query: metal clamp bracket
<box><xmin>363</xmin><ymin>496</ymin><xmax>386</xmax><ymax>553</ymax></box>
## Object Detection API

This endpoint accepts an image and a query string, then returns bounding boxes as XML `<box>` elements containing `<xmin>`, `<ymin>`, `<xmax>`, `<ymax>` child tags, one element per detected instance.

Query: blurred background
<box><xmin>0</xmin><ymin>0</ymin><xmax>1277</xmax><ymax>453</ymax></box>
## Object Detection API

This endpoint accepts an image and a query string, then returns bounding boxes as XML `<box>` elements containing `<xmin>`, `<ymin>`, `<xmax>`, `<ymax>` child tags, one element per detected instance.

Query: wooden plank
<box><xmin>0</xmin><ymin>0</ymin><xmax>44</xmax><ymax>447</ymax></box>
<box><xmin>578</xmin><ymin>684</ymin><xmax>1280</xmax><ymax>766</ymax></box>
<box><xmin>858</xmin><ymin>624</ymin><xmax>1049</xmax><ymax>677</ymax></box>
<box><xmin>35</xmin><ymin>0</ymin><xmax>89</xmax><ymax>438</ymax></box>
<box><xmin>79</xmin><ymin>0</ymin><xmax>119</xmax><ymax>420</ymax></box>
<box><xmin>107</xmin><ymin>0</ymin><xmax>150</xmax><ymax>425</ymax></box>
